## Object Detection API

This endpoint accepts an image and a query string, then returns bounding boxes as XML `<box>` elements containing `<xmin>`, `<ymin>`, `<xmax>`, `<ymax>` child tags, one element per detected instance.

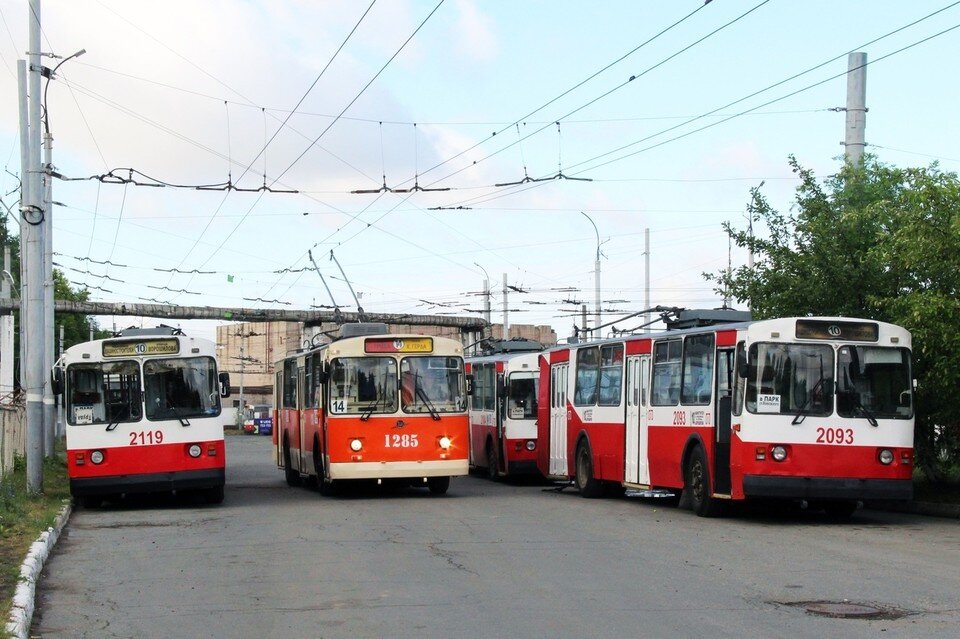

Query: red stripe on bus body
<box><xmin>324</xmin><ymin>415</ymin><xmax>469</xmax><ymax>464</ymax></box>
<box><xmin>68</xmin><ymin>440</ymin><xmax>225</xmax><ymax>479</ymax></box>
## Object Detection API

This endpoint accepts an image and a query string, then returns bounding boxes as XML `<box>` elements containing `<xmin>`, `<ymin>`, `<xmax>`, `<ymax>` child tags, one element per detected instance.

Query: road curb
<box><xmin>5</xmin><ymin>501</ymin><xmax>72</xmax><ymax>639</ymax></box>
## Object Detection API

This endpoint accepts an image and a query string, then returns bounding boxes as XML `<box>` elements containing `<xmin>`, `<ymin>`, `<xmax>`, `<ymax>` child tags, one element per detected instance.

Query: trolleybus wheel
<box><xmin>485</xmin><ymin>441</ymin><xmax>500</xmax><ymax>481</ymax></box>
<box><xmin>427</xmin><ymin>476</ymin><xmax>450</xmax><ymax>495</ymax></box>
<box><xmin>314</xmin><ymin>439</ymin><xmax>336</xmax><ymax>496</ymax></box>
<box><xmin>574</xmin><ymin>441</ymin><xmax>603</xmax><ymax>498</ymax></box>
<box><xmin>686</xmin><ymin>445</ymin><xmax>723</xmax><ymax>517</ymax></box>
<box><xmin>283</xmin><ymin>436</ymin><xmax>301</xmax><ymax>487</ymax></box>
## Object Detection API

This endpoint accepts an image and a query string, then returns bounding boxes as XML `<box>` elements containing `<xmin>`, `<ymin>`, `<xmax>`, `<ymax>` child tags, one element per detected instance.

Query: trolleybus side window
<box><xmin>598</xmin><ymin>344</ymin><xmax>624</xmax><ymax>406</ymax></box>
<box><xmin>837</xmin><ymin>345</ymin><xmax>912</xmax><ymax>419</ymax></box>
<box><xmin>745</xmin><ymin>343</ymin><xmax>834</xmax><ymax>415</ymax></box>
<box><xmin>67</xmin><ymin>361</ymin><xmax>142</xmax><ymax>425</ymax></box>
<box><xmin>330</xmin><ymin>357</ymin><xmax>398</xmax><ymax>414</ymax></box>
<box><xmin>680</xmin><ymin>334</ymin><xmax>715</xmax><ymax>406</ymax></box>
<box><xmin>651</xmin><ymin>339</ymin><xmax>681</xmax><ymax>406</ymax></box>
<box><xmin>144</xmin><ymin>356</ymin><xmax>220</xmax><ymax>420</ymax></box>
<box><xmin>574</xmin><ymin>347</ymin><xmax>599</xmax><ymax>406</ymax></box>
<box><xmin>400</xmin><ymin>356</ymin><xmax>465</xmax><ymax>413</ymax></box>
<box><xmin>282</xmin><ymin>360</ymin><xmax>297</xmax><ymax>409</ymax></box>
<box><xmin>473</xmin><ymin>363</ymin><xmax>495</xmax><ymax>411</ymax></box>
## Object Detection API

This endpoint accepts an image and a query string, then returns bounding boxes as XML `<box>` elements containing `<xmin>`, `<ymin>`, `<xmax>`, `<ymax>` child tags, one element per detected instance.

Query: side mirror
<box><xmin>465</xmin><ymin>374</ymin><xmax>474</xmax><ymax>396</ymax></box>
<box><xmin>51</xmin><ymin>368</ymin><xmax>64</xmax><ymax>395</ymax></box>
<box><xmin>219</xmin><ymin>372</ymin><xmax>231</xmax><ymax>398</ymax></box>
<box><xmin>736</xmin><ymin>353</ymin><xmax>748</xmax><ymax>379</ymax></box>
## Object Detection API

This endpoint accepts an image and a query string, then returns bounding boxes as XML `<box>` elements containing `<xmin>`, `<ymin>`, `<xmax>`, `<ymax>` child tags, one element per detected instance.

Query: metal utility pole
<box><xmin>501</xmin><ymin>273</ymin><xmax>509</xmax><ymax>339</ymax></box>
<box><xmin>57</xmin><ymin>324</ymin><xmax>64</xmax><ymax>437</ymax></box>
<box><xmin>844</xmin><ymin>52</ymin><xmax>867</xmax><ymax>167</ymax></box>
<box><xmin>0</xmin><ymin>248</ymin><xmax>13</xmax><ymax>401</ymax></box>
<box><xmin>581</xmin><ymin>212</ymin><xmax>601</xmax><ymax>339</ymax></box>
<box><xmin>43</xmin><ymin>127</ymin><xmax>54</xmax><ymax>455</ymax></box>
<box><xmin>23</xmin><ymin>0</ymin><xmax>45</xmax><ymax>491</ymax></box>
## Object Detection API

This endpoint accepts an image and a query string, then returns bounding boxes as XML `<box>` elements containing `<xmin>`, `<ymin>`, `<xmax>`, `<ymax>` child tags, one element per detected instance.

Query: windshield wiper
<box><xmin>167</xmin><ymin>403</ymin><xmax>191</xmax><ymax>427</ymax></box>
<box><xmin>360</xmin><ymin>391</ymin><xmax>384</xmax><ymax>422</ymax></box>
<box><xmin>415</xmin><ymin>385</ymin><xmax>441</xmax><ymax>421</ymax></box>
<box><xmin>792</xmin><ymin>377</ymin><xmax>825</xmax><ymax>425</ymax></box>
<box><xmin>851</xmin><ymin>394</ymin><xmax>879</xmax><ymax>427</ymax></box>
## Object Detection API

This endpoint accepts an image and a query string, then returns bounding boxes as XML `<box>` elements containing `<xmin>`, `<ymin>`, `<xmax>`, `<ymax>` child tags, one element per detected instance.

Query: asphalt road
<box><xmin>32</xmin><ymin>435</ymin><xmax>960</xmax><ymax>639</ymax></box>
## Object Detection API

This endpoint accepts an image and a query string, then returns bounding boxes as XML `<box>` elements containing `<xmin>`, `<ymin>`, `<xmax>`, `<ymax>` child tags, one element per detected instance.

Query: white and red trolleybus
<box><xmin>273</xmin><ymin>323</ymin><xmax>469</xmax><ymax>495</ymax></box>
<box><xmin>54</xmin><ymin>327</ymin><xmax>231</xmax><ymax>507</ymax></box>
<box><xmin>466</xmin><ymin>341</ymin><xmax>543</xmax><ymax>480</ymax></box>
<box><xmin>537</xmin><ymin>312</ymin><xmax>915</xmax><ymax>517</ymax></box>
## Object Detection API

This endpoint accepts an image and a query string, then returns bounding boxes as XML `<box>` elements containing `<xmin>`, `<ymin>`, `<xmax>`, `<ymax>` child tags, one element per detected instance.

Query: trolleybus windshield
<box><xmin>400</xmin><ymin>356</ymin><xmax>466</xmax><ymax>414</ymax></box>
<box><xmin>837</xmin><ymin>345</ymin><xmax>912</xmax><ymax>419</ymax></box>
<box><xmin>67</xmin><ymin>361</ymin><xmax>142</xmax><ymax>426</ymax></box>
<box><xmin>330</xmin><ymin>357</ymin><xmax>399</xmax><ymax>415</ymax></box>
<box><xmin>144</xmin><ymin>357</ymin><xmax>221</xmax><ymax>420</ymax></box>
<box><xmin>507</xmin><ymin>372</ymin><xmax>538</xmax><ymax>419</ymax></box>
<box><xmin>746</xmin><ymin>343</ymin><xmax>835</xmax><ymax>416</ymax></box>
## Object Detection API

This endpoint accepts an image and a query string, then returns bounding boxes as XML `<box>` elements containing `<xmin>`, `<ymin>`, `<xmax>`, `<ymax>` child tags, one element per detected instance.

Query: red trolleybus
<box><xmin>274</xmin><ymin>324</ymin><xmax>469</xmax><ymax>495</ymax></box>
<box><xmin>538</xmin><ymin>311</ymin><xmax>914</xmax><ymax>517</ymax></box>
<box><xmin>54</xmin><ymin>327</ymin><xmax>231</xmax><ymax>507</ymax></box>
<box><xmin>466</xmin><ymin>341</ymin><xmax>543</xmax><ymax>480</ymax></box>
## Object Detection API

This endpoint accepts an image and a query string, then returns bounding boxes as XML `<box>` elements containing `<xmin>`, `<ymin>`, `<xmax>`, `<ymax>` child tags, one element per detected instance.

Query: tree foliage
<box><xmin>708</xmin><ymin>156</ymin><xmax>960</xmax><ymax>480</ymax></box>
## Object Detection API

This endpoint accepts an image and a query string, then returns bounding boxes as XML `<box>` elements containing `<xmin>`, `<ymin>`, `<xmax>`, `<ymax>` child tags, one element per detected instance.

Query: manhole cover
<box><xmin>775</xmin><ymin>600</ymin><xmax>911</xmax><ymax>620</ymax></box>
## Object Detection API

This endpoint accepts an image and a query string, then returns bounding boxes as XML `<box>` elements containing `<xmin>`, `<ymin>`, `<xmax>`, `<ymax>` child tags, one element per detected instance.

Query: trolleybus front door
<box><xmin>713</xmin><ymin>348</ymin><xmax>734</xmax><ymax>495</ymax></box>
<box><xmin>549</xmin><ymin>363</ymin><xmax>568</xmax><ymax>476</ymax></box>
<box><xmin>624</xmin><ymin>355</ymin><xmax>651</xmax><ymax>485</ymax></box>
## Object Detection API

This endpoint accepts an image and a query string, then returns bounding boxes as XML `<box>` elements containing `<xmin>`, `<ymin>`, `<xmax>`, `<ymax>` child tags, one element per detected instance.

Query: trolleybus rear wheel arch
<box><xmin>685</xmin><ymin>444</ymin><xmax>723</xmax><ymax>517</ymax></box>
<box><xmin>485</xmin><ymin>438</ymin><xmax>500</xmax><ymax>481</ymax></box>
<box><xmin>282</xmin><ymin>434</ymin><xmax>301</xmax><ymax>487</ymax></box>
<box><xmin>427</xmin><ymin>476</ymin><xmax>450</xmax><ymax>495</ymax></box>
<box><xmin>574</xmin><ymin>438</ymin><xmax>603</xmax><ymax>498</ymax></box>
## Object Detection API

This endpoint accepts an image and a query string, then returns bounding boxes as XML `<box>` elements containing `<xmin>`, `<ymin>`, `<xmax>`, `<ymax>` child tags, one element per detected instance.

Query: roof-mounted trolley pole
<box><xmin>330</xmin><ymin>250</ymin><xmax>367</xmax><ymax>323</ymax></box>
<box><xmin>308</xmin><ymin>249</ymin><xmax>343</xmax><ymax>325</ymax></box>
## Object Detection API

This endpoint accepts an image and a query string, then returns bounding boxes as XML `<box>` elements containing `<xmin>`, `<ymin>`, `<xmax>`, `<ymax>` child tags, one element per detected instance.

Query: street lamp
<box><xmin>473</xmin><ymin>262</ymin><xmax>491</xmax><ymax>326</ymax></box>
<box><xmin>581</xmin><ymin>212</ymin><xmax>601</xmax><ymax>339</ymax></box>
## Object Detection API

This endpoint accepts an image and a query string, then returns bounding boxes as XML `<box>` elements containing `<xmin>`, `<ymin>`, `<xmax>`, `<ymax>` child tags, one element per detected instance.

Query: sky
<box><xmin>1</xmin><ymin>0</ymin><xmax>959</xmax><ymax>347</ymax></box>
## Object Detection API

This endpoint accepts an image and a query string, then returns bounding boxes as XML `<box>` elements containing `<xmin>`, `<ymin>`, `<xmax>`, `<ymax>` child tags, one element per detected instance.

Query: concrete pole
<box><xmin>43</xmin><ymin>127</ymin><xmax>54</xmax><ymax>456</ymax></box>
<box><xmin>57</xmin><ymin>324</ymin><xmax>63</xmax><ymax>437</ymax></box>
<box><xmin>581</xmin><ymin>212</ymin><xmax>601</xmax><ymax>338</ymax></box>
<box><xmin>644</xmin><ymin>228</ymin><xmax>650</xmax><ymax>333</ymax></box>
<box><xmin>482</xmin><ymin>279</ymin><xmax>491</xmax><ymax>325</ymax></box>
<box><xmin>501</xmin><ymin>273</ymin><xmax>508</xmax><ymax>340</ymax></box>
<box><xmin>845</xmin><ymin>52</ymin><xmax>867</xmax><ymax>167</ymax></box>
<box><xmin>25</xmin><ymin>0</ymin><xmax>45</xmax><ymax>491</ymax></box>
<box><xmin>16</xmin><ymin>67</ymin><xmax>29</xmax><ymax>401</ymax></box>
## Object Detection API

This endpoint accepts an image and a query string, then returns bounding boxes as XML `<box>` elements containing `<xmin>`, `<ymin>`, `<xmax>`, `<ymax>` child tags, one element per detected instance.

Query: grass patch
<box><xmin>0</xmin><ymin>452</ymin><xmax>70</xmax><ymax>616</ymax></box>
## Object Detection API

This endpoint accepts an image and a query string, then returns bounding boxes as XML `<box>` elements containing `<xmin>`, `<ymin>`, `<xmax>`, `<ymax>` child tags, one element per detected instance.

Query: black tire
<box><xmin>686</xmin><ymin>445</ymin><xmax>723</xmax><ymax>517</ymax></box>
<box><xmin>283</xmin><ymin>436</ymin><xmax>301</xmax><ymax>487</ymax></box>
<box><xmin>486</xmin><ymin>440</ymin><xmax>500</xmax><ymax>481</ymax></box>
<box><xmin>203</xmin><ymin>485</ymin><xmax>225</xmax><ymax>505</ymax></box>
<box><xmin>574</xmin><ymin>441</ymin><xmax>603</xmax><ymax>498</ymax></box>
<box><xmin>822</xmin><ymin>500</ymin><xmax>858</xmax><ymax>519</ymax></box>
<box><xmin>314</xmin><ymin>439</ymin><xmax>336</xmax><ymax>496</ymax></box>
<box><xmin>604</xmin><ymin>482</ymin><xmax>627</xmax><ymax>498</ymax></box>
<box><xmin>427</xmin><ymin>476</ymin><xmax>450</xmax><ymax>495</ymax></box>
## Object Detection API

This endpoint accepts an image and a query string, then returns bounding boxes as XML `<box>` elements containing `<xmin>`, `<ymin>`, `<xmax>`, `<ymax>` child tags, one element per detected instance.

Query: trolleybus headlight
<box><xmin>188</xmin><ymin>444</ymin><xmax>202</xmax><ymax>458</ymax></box>
<box><xmin>350</xmin><ymin>438</ymin><xmax>363</xmax><ymax>452</ymax></box>
<box><xmin>90</xmin><ymin>450</ymin><xmax>104</xmax><ymax>465</ymax></box>
<box><xmin>771</xmin><ymin>445</ymin><xmax>788</xmax><ymax>462</ymax></box>
<box><xmin>439</xmin><ymin>436</ymin><xmax>452</xmax><ymax>450</ymax></box>
<box><xmin>526</xmin><ymin>440</ymin><xmax>536</xmax><ymax>451</ymax></box>
<box><xmin>878</xmin><ymin>448</ymin><xmax>895</xmax><ymax>465</ymax></box>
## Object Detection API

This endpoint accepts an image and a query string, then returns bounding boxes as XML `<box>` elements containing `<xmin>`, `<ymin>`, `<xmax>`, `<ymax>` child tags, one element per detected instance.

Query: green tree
<box><xmin>709</xmin><ymin>156</ymin><xmax>960</xmax><ymax>481</ymax></box>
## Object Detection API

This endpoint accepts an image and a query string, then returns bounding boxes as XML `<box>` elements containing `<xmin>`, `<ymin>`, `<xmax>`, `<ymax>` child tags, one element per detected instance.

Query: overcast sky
<box><xmin>1</xmin><ymin>0</ymin><xmax>958</xmax><ymax>346</ymax></box>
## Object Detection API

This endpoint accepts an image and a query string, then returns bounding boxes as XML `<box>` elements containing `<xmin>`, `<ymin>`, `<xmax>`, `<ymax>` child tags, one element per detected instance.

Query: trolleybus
<box><xmin>538</xmin><ymin>312</ymin><xmax>914</xmax><ymax>517</ymax></box>
<box><xmin>466</xmin><ymin>340</ymin><xmax>543</xmax><ymax>480</ymax></box>
<box><xmin>274</xmin><ymin>323</ymin><xmax>469</xmax><ymax>495</ymax></box>
<box><xmin>54</xmin><ymin>326</ymin><xmax>231</xmax><ymax>507</ymax></box>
